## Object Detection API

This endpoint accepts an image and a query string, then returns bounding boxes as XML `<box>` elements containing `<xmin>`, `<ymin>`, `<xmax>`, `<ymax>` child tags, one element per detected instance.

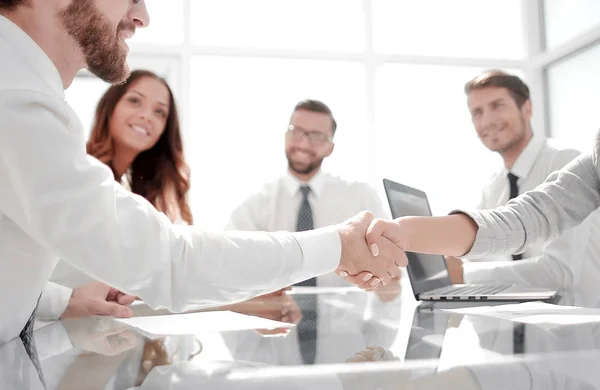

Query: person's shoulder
<box><xmin>480</xmin><ymin>169</ymin><xmax>505</xmax><ymax>190</ymax></box>
<box><xmin>594</xmin><ymin>130</ymin><xmax>600</xmax><ymax>166</ymax></box>
<box><xmin>543</xmin><ymin>137</ymin><xmax>581</xmax><ymax>157</ymax></box>
<box><xmin>324</xmin><ymin>172</ymin><xmax>376</xmax><ymax>193</ymax></box>
<box><xmin>0</xmin><ymin>43</ymin><xmax>51</xmax><ymax>97</ymax></box>
<box><xmin>234</xmin><ymin>176</ymin><xmax>285</xmax><ymax>207</ymax></box>
<box><xmin>542</xmin><ymin>138</ymin><xmax>582</xmax><ymax>169</ymax></box>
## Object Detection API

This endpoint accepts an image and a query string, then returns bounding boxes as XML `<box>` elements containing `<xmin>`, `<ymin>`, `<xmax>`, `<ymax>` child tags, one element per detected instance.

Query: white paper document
<box><xmin>443</xmin><ymin>302</ymin><xmax>600</xmax><ymax>330</ymax></box>
<box><xmin>115</xmin><ymin>310</ymin><xmax>295</xmax><ymax>337</ymax></box>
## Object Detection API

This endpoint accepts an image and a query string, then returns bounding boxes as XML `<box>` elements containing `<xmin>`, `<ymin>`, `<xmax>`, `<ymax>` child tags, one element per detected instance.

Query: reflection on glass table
<box><xmin>5</xmin><ymin>287</ymin><xmax>600</xmax><ymax>389</ymax></box>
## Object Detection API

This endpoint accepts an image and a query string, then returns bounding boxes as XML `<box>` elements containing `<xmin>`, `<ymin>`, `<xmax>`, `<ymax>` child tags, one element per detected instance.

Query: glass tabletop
<box><xmin>4</xmin><ymin>283</ymin><xmax>600</xmax><ymax>389</ymax></box>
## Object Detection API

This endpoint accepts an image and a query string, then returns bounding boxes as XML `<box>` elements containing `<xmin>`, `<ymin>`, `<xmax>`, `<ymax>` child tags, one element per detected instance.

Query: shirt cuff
<box><xmin>37</xmin><ymin>282</ymin><xmax>73</xmax><ymax>320</ymax></box>
<box><xmin>449</xmin><ymin>208</ymin><xmax>496</xmax><ymax>259</ymax></box>
<box><xmin>291</xmin><ymin>228</ymin><xmax>341</xmax><ymax>283</ymax></box>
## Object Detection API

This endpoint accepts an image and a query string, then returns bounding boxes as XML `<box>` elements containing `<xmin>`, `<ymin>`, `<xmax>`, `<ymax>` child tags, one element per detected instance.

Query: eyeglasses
<box><xmin>286</xmin><ymin>125</ymin><xmax>333</xmax><ymax>145</ymax></box>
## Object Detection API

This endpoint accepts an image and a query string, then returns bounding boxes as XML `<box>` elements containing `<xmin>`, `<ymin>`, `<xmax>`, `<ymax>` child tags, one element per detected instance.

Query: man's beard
<box><xmin>497</xmin><ymin>115</ymin><xmax>529</xmax><ymax>154</ymax></box>
<box><xmin>286</xmin><ymin>152</ymin><xmax>324</xmax><ymax>176</ymax></box>
<box><xmin>60</xmin><ymin>0</ymin><xmax>134</xmax><ymax>84</ymax></box>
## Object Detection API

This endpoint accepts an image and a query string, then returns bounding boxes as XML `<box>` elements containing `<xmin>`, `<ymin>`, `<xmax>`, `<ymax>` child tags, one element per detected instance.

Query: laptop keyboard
<box><xmin>433</xmin><ymin>284</ymin><xmax>512</xmax><ymax>297</ymax></box>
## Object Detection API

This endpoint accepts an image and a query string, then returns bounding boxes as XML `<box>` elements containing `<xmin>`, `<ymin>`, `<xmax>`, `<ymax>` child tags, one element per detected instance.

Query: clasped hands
<box><xmin>59</xmin><ymin>211</ymin><xmax>409</xmax><ymax>321</ymax></box>
<box><xmin>335</xmin><ymin>211</ymin><xmax>408</xmax><ymax>290</ymax></box>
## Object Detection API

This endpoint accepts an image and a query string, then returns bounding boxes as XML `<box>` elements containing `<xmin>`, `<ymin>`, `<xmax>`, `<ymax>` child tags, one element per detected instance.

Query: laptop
<box><xmin>383</xmin><ymin>178</ymin><xmax>557</xmax><ymax>302</ymax></box>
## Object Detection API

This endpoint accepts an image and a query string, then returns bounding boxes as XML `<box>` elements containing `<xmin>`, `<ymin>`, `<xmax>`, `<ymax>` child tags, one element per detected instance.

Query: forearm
<box><xmin>0</xmin><ymin>91</ymin><xmax>341</xmax><ymax>313</ymax></box>
<box><xmin>400</xmin><ymin>214</ymin><xmax>478</xmax><ymax>257</ymax></box>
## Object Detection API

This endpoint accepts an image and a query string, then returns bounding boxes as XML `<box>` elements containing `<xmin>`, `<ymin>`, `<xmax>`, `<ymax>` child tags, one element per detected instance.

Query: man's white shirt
<box><xmin>463</xmin><ymin>133</ymin><xmax>600</xmax><ymax>300</ymax></box>
<box><xmin>227</xmin><ymin>170</ymin><xmax>390</xmax><ymax>287</ymax></box>
<box><xmin>0</xmin><ymin>14</ymin><xmax>341</xmax><ymax>345</ymax></box>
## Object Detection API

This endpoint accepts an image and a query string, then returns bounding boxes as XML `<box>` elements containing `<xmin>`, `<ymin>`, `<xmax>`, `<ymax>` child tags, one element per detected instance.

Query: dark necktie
<box><xmin>294</xmin><ymin>185</ymin><xmax>317</xmax><ymax>364</ymax></box>
<box><xmin>20</xmin><ymin>296</ymin><xmax>46</xmax><ymax>386</ymax></box>
<box><xmin>296</xmin><ymin>185</ymin><xmax>314</xmax><ymax>233</ymax></box>
<box><xmin>507</xmin><ymin>172</ymin><xmax>522</xmax><ymax>261</ymax></box>
<box><xmin>508</xmin><ymin>172</ymin><xmax>525</xmax><ymax>354</ymax></box>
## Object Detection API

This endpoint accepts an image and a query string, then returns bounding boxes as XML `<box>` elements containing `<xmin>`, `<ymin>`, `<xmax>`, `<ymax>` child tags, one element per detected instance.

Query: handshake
<box><xmin>333</xmin><ymin>211</ymin><xmax>409</xmax><ymax>290</ymax></box>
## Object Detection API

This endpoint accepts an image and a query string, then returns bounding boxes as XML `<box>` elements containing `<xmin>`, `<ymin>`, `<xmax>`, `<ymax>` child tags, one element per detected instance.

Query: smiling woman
<box><xmin>86</xmin><ymin>69</ymin><xmax>193</xmax><ymax>225</ymax></box>
<box><xmin>50</xmin><ymin>69</ymin><xmax>193</xmax><ymax>289</ymax></box>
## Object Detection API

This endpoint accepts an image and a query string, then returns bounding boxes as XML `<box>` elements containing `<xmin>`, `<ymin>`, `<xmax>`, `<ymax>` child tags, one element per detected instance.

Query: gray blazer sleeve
<box><xmin>454</xmin><ymin>151</ymin><xmax>600</xmax><ymax>259</ymax></box>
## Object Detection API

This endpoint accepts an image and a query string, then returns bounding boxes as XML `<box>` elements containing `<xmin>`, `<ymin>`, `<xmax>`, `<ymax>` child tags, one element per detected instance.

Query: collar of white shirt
<box><xmin>505</xmin><ymin>132</ymin><xmax>545</xmax><ymax>180</ymax></box>
<box><xmin>283</xmin><ymin>169</ymin><xmax>326</xmax><ymax>198</ymax></box>
<box><xmin>0</xmin><ymin>15</ymin><xmax>64</xmax><ymax>99</ymax></box>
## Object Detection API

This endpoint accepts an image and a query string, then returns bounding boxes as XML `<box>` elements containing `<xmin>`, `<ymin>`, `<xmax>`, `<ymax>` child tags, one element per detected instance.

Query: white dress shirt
<box><xmin>41</xmin><ymin>176</ymin><xmax>187</xmax><ymax>321</ymax></box>
<box><xmin>463</xmin><ymin>134</ymin><xmax>600</xmax><ymax>296</ymax></box>
<box><xmin>37</xmin><ymin>282</ymin><xmax>72</xmax><ymax>321</ymax></box>
<box><xmin>0</xmin><ymin>15</ymin><xmax>341</xmax><ymax>345</ymax></box>
<box><xmin>226</xmin><ymin>170</ymin><xmax>389</xmax><ymax>287</ymax></box>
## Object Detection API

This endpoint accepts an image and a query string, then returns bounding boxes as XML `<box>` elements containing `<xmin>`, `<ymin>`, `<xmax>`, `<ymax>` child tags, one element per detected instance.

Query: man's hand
<box><xmin>335</xmin><ymin>211</ymin><xmax>407</xmax><ymax>289</ymax></box>
<box><xmin>445</xmin><ymin>256</ymin><xmax>464</xmax><ymax>284</ymax></box>
<box><xmin>61</xmin><ymin>281</ymin><xmax>135</xmax><ymax>319</ymax></box>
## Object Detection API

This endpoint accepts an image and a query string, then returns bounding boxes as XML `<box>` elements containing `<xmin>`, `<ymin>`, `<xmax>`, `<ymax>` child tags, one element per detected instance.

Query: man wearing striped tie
<box><xmin>227</xmin><ymin>99</ymin><xmax>402</xmax><ymax>364</ymax></box>
<box><xmin>228</xmin><ymin>99</ymin><xmax>400</xmax><ymax>294</ymax></box>
<box><xmin>444</xmin><ymin>70</ymin><xmax>600</xmax><ymax>300</ymax></box>
<box><xmin>0</xmin><ymin>0</ymin><xmax>408</xmax><ymax>358</ymax></box>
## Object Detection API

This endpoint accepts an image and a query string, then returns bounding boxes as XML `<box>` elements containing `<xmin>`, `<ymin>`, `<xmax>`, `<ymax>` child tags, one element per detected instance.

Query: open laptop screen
<box><xmin>383</xmin><ymin>179</ymin><xmax>452</xmax><ymax>297</ymax></box>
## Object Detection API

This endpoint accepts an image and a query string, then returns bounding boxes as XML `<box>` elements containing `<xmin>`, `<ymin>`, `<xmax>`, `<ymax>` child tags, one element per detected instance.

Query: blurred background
<box><xmin>65</xmin><ymin>0</ymin><xmax>600</xmax><ymax>228</ymax></box>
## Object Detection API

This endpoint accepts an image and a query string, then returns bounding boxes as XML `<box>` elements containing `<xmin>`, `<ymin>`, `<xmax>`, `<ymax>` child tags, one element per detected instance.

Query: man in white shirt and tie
<box><xmin>0</xmin><ymin>0</ymin><xmax>405</xmax><ymax>347</ymax></box>
<box><xmin>227</xmin><ymin>100</ymin><xmax>401</xmax><ymax>364</ymax></box>
<box><xmin>227</xmin><ymin>99</ymin><xmax>396</xmax><ymax>290</ymax></box>
<box><xmin>445</xmin><ymin>70</ymin><xmax>600</xmax><ymax>302</ymax></box>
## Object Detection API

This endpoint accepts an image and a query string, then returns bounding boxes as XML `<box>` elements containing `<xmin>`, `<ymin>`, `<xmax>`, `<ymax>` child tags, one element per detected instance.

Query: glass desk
<box><xmin>3</xmin><ymin>282</ymin><xmax>600</xmax><ymax>389</ymax></box>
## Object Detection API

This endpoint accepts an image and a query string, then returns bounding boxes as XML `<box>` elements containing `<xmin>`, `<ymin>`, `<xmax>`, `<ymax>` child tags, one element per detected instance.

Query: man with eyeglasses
<box><xmin>227</xmin><ymin>99</ymin><xmax>398</xmax><ymax>294</ymax></box>
<box><xmin>226</xmin><ymin>99</ymin><xmax>400</xmax><ymax>366</ymax></box>
<box><xmin>0</xmin><ymin>0</ymin><xmax>408</xmax><ymax>350</ymax></box>
<box><xmin>228</xmin><ymin>99</ymin><xmax>388</xmax><ymax>278</ymax></box>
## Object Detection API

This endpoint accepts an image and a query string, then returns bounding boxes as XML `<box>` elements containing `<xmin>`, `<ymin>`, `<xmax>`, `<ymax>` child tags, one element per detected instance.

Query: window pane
<box><xmin>190</xmin><ymin>0</ymin><xmax>365</xmax><ymax>52</ymax></box>
<box><xmin>130</xmin><ymin>0</ymin><xmax>184</xmax><ymax>45</ymax></box>
<box><xmin>189</xmin><ymin>57</ymin><xmax>367</xmax><ymax>228</ymax></box>
<box><xmin>372</xmin><ymin>0</ymin><xmax>525</xmax><ymax>59</ymax></box>
<box><xmin>375</xmin><ymin>65</ymin><xmax>525</xmax><ymax>215</ymax></box>
<box><xmin>547</xmin><ymin>44</ymin><xmax>600</xmax><ymax>154</ymax></box>
<box><xmin>544</xmin><ymin>0</ymin><xmax>600</xmax><ymax>50</ymax></box>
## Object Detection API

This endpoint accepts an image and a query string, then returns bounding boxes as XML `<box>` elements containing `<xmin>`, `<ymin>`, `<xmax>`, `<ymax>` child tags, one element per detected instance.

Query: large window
<box><xmin>190</xmin><ymin>0</ymin><xmax>365</xmax><ymax>52</ymax></box>
<box><xmin>374</xmin><ymin>64</ymin><xmax>513</xmax><ymax>214</ymax></box>
<box><xmin>189</xmin><ymin>57</ymin><xmax>368</xmax><ymax>227</ymax></box>
<box><xmin>66</xmin><ymin>0</ymin><xmax>536</xmax><ymax>227</ymax></box>
<box><xmin>541</xmin><ymin>0</ymin><xmax>600</xmax><ymax>154</ymax></box>
<box><xmin>372</xmin><ymin>0</ymin><xmax>525</xmax><ymax>59</ymax></box>
<box><xmin>543</xmin><ymin>0</ymin><xmax>600</xmax><ymax>50</ymax></box>
<box><xmin>547</xmin><ymin>44</ymin><xmax>600</xmax><ymax>154</ymax></box>
<box><xmin>130</xmin><ymin>0</ymin><xmax>185</xmax><ymax>45</ymax></box>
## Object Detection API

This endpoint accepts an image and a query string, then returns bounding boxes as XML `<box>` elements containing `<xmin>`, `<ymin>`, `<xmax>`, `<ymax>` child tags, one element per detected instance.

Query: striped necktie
<box><xmin>294</xmin><ymin>185</ymin><xmax>318</xmax><ymax>364</ymax></box>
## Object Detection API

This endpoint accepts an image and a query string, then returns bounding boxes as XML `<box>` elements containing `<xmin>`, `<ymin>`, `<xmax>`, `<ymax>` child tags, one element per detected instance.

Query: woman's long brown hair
<box><xmin>87</xmin><ymin>70</ymin><xmax>193</xmax><ymax>224</ymax></box>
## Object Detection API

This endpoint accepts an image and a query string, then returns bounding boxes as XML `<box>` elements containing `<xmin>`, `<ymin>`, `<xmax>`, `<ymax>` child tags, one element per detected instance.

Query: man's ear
<box><xmin>522</xmin><ymin>99</ymin><xmax>533</xmax><ymax>122</ymax></box>
<box><xmin>324</xmin><ymin>142</ymin><xmax>335</xmax><ymax>157</ymax></box>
